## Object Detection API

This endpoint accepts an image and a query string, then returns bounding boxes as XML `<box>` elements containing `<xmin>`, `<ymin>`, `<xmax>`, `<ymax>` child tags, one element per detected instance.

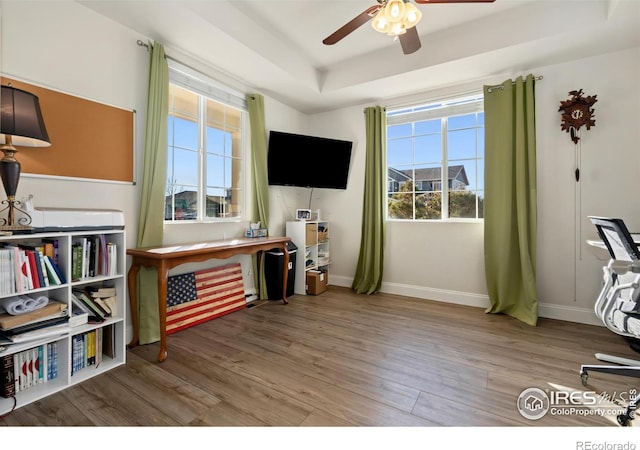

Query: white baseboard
<box><xmin>329</xmin><ymin>275</ymin><xmax>601</xmax><ymax>327</ymax></box>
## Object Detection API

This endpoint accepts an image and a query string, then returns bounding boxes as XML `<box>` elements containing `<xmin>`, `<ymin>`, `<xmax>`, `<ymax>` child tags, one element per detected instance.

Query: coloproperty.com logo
<box><xmin>516</xmin><ymin>387</ymin><xmax>636</xmax><ymax>420</ymax></box>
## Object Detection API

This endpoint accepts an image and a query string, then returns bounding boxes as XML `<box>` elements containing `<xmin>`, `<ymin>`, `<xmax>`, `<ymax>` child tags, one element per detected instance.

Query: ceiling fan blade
<box><xmin>399</xmin><ymin>26</ymin><xmax>421</xmax><ymax>55</ymax></box>
<box><xmin>323</xmin><ymin>4</ymin><xmax>382</xmax><ymax>45</ymax></box>
<box><xmin>415</xmin><ymin>0</ymin><xmax>495</xmax><ymax>3</ymax></box>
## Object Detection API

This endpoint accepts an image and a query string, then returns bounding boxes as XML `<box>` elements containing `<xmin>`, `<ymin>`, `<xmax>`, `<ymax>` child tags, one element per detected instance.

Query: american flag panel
<box><xmin>166</xmin><ymin>263</ymin><xmax>245</xmax><ymax>335</ymax></box>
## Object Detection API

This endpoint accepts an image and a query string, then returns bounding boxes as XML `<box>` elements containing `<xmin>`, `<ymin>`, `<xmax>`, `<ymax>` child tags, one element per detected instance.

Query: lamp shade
<box><xmin>371</xmin><ymin>9</ymin><xmax>391</xmax><ymax>33</ymax></box>
<box><xmin>403</xmin><ymin>3</ymin><xmax>422</xmax><ymax>28</ymax></box>
<box><xmin>0</xmin><ymin>85</ymin><xmax>51</xmax><ymax>147</ymax></box>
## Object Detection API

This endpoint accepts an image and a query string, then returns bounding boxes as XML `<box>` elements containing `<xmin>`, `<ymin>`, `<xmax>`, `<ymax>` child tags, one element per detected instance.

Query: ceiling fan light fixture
<box><xmin>403</xmin><ymin>3</ymin><xmax>422</xmax><ymax>28</ymax></box>
<box><xmin>384</xmin><ymin>0</ymin><xmax>406</xmax><ymax>23</ymax></box>
<box><xmin>387</xmin><ymin>21</ymin><xmax>407</xmax><ymax>36</ymax></box>
<box><xmin>371</xmin><ymin>8</ymin><xmax>391</xmax><ymax>33</ymax></box>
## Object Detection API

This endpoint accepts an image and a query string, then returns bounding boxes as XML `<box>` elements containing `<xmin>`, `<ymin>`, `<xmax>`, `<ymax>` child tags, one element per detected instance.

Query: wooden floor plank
<box><xmin>1</xmin><ymin>286</ymin><xmax>638</xmax><ymax>428</ymax></box>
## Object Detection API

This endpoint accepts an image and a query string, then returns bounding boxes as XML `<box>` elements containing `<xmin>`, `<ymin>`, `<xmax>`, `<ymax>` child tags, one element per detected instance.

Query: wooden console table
<box><xmin>127</xmin><ymin>236</ymin><xmax>291</xmax><ymax>362</ymax></box>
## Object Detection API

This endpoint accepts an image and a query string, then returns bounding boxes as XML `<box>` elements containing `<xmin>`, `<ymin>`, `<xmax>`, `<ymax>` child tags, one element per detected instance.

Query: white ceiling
<box><xmin>78</xmin><ymin>0</ymin><xmax>640</xmax><ymax>114</ymax></box>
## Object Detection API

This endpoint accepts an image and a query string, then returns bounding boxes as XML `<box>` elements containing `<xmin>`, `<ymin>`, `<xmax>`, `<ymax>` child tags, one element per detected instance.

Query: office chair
<box><xmin>580</xmin><ymin>216</ymin><xmax>640</xmax><ymax>425</ymax></box>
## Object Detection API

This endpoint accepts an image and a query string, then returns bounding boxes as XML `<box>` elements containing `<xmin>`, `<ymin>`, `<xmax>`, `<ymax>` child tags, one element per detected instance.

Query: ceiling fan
<box><xmin>322</xmin><ymin>0</ymin><xmax>496</xmax><ymax>55</ymax></box>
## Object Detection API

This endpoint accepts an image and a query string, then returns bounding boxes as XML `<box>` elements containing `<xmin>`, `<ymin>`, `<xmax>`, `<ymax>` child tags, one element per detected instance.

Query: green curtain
<box><xmin>483</xmin><ymin>74</ymin><xmax>538</xmax><ymax>326</ymax></box>
<box><xmin>136</xmin><ymin>41</ymin><xmax>169</xmax><ymax>344</ymax></box>
<box><xmin>246</xmin><ymin>94</ymin><xmax>270</xmax><ymax>299</ymax></box>
<box><xmin>352</xmin><ymin>106</ymin><xmax>387</xmax><ymax>294</ymax></box>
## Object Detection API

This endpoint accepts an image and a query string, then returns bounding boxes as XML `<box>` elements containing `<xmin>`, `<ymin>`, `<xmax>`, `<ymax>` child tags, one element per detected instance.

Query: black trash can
<box><xmin>264</xmin><ymin>241</ymin><xmax>297</xmax><ymax>300</ymax></box>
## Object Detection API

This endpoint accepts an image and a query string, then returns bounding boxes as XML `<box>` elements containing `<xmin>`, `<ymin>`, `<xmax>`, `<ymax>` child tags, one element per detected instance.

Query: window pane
<box><xmin>414</xmin><ymin>134</ymin><xmax>441</xmax><ymax>164</ymax></box>
<box><xmin>414</xmin><ymin>163</ymin><xmax>443</xmax><ymax>193</ymax></box>
<box><xmin>172</xmin><ymin>148</ymin><xmax>198</xmax><ymax>186</ymax></box>
<box><xmin>169</xmin><ymin>85</ymin><xmax>198</xmax><ymax>120</ymax></box>
<box><xmin>449</xmin><ymin>113</ymin><xmax>476</xmax><ymax>130</ymax></box>
<box><xmin>447</xmin><ymin>128</ymin><xmax>477</xmax><ymax>160</ymax></box>
<box><xmin>415</xmin><ymin>119</ymin><xmax>440</xmax><ymax>134</ymax></box>
<box><xmin>388</xmin><ymin>123</ymin><xmax>412</xmax><ymax>139</ymax></box>
<box><xmin>388</xmin><ymin>138</ymin><xmax>413</xmax><ymax>166</ymax></box>
<box><xmin>166</xmin><ymin>189</ymin><xmax>197</xmax><ymax>221</ymax></box>
<box><xmin>449</xmin><ymin>161</ymin><xmax>474</xmax><ymax>190</ymax></box>
<box><xmin>206</xmin><ymin>187</ymin><xmax>241</xmax><ymax>219</ymax></box>
<box><xmin>206</xmin><ymin>153</ymin><xmax>229</xmax><ymax>188</ymax></box>
<box><xmin>416</xmin><ymin>192</ymin><xmax>441</xmax><ymax>220</ymax></box>
<box><xmin>388</xmin><ymin>193</ymin><xmax>414</xmax><ymax>219</ymax></box>
<box><xmin>171</xmin><ymin>117</ymin><xmax>198</xmax><ymax>150</ymax></box>
<box><xmin>206</xmin><ymin>127</ymin><xmax>225</xmax><ymax>154</ymax></box>
<box><xmin>449</xmin><ymin>190</ymin><xmax>480</xmax><ymax>219</ymax></box>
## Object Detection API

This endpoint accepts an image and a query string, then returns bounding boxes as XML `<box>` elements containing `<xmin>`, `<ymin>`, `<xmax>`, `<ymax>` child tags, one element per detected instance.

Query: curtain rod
<box><xmin>486</xmin><ymin>75</ymin><xmax>544</xmax><ymax>93</ymax></box>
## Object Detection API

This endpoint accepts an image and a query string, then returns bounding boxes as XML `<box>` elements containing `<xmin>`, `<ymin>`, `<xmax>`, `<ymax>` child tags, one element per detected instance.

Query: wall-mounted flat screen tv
<box><xmin>267</xmin><ymin>130</ymin><xmax>353</xmax><ymax>190</ymax></box>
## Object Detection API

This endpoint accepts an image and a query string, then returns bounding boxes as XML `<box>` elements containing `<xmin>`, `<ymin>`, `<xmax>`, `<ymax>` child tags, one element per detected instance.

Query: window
<box><xmin>165</xmin><ymin>61</ymin><xmax>247</xmax><ymax>222</ymax></box>
<box><xmin>386</xmin><ymin>94</ymin><xmax>484</xmax><ymax>220</ymax></box>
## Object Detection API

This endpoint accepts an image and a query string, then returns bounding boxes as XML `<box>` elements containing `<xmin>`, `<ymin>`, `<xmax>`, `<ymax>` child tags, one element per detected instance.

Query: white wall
<box><xmin>309</xmin><ymin>46</ymin><xmax>640</xmax><ymax>326</ymax></box>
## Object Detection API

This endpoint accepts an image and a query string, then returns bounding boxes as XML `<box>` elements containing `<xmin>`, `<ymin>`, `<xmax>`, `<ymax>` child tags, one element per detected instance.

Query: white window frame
<box><xmin>386</xmin><ymin>93</ymin><xmax>484</xmax><ymax>221</ymax></box>
<box><xmin>166</xmin><ymin>60</ymin><xmax>248</xmax><ymax>224</ymax></box>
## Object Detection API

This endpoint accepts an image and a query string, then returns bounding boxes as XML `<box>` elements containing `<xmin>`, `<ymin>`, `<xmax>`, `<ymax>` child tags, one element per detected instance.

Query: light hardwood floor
<box><xmin>1</xmin><ymin>286</ymin><xmax>639</xmax><ymax>427</ymax></box>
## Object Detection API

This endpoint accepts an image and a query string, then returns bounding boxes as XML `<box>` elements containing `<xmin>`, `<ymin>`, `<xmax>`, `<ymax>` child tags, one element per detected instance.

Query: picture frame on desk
<box><xmin>296</xmin><ymin>209</ymin><xmax>311</xmax><ymax>221</ymax></box>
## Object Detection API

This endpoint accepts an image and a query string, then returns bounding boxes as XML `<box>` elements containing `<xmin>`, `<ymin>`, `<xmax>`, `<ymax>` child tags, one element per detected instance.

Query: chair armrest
<box><xmin>609</xmin><ymin>259</ymin><xmax>640</xmax><ymax>275</ymax></box>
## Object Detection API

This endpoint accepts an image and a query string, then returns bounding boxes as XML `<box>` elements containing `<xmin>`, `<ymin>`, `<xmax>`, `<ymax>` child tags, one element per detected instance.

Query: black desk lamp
<box><xmin>0</xmin><ymin>85</ymin><xmax>50</xmax><ymax>230</ymax></box>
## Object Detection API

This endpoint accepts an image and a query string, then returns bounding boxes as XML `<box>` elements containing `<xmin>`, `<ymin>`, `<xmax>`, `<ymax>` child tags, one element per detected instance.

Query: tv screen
<box><xmin>267</xmin><ymin>130</ymin><xmax>353</xmax><ymax>189</ymax></box>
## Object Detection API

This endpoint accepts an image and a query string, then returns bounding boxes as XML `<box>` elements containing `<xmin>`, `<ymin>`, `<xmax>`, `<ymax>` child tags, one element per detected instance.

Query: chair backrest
<box><xmin>589</xmin><ymin>216</ymin><xmax>640</xmax><ymax>262</ymax></box>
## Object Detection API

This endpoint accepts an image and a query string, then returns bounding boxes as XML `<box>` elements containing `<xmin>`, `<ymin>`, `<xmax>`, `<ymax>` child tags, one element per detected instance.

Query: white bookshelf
<box><xmin>286</xmin><ymin>220</ymin><xmax>330</xmax><ymax>295</ymax></box>
<box><xmin>0</xmin><ymin>228</ymin><xmax>126</xmax><ymax>415</ymax></box>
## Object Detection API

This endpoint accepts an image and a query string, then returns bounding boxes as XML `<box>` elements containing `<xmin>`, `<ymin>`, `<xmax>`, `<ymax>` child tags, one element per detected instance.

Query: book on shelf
<box><xmin>86</xmin><ymin>285</ymin><xmax>117</xmax><ymax>298</ymax></box>
<box><xmin>102</xmin><ymin>324</ymin><xmax>115</xmax><ymax>359</ymax></box>
<box><xmin>42</xmin><ymin>256</ymin><xmax>61</xmax><ymax>285</ymax></box>
<box><xmin>10</xmin><ymin>345</ymin><xmax>48</xmax><ymax>393</ymax></box>
<box><xmin>47</xmin><ymin>341</ymin><xmax>58</xmax><ymax>381</ymax></box>
<box><xmin>71</xmin><ymin>291</ymin><xmax>108</xmax><ymax>322</ymax></box>
<box><xmin>41</xmin><ymin>241</ymin><xmax>54</xmax><ymax>260</ymax></box>
<box><xmin>16</xmin><ymin>248</ymin><xmax>31</xmax><ymax>292</ymax></box>
<box><xmin>84</xmin><ymin>285</ymin><xmax>117</xmax><ymax>316</ymax></box>
<box><xmin>0</xmin><ymin>300</ymin><xmax>68</xmax><ymax>331</ymax></box>
<box><xmin>70</xmin><ymin>236</ymin><xmax>116</xmax><ymax>280</ymax></box>
<box><xmin>1</xmin><ymin>353</ymin><xmax>15</xmax><ymax>398</ymax></box>
<box><xmin>94</xmin><ymin>297</ymin><xmax>116</xmax><ymax>316</ymax></box>
<box><xmin>47</xmin><ymin>256</ymin><xmax>66</xmax><ymax>285</ymax></box>
<box><xmin>23</xmin><ymin>250</ymin><xmax>40</xmax><ymax>289</ymax></box>
<box><xmin>0</xmin><ymin>314</ymin><xmax>69</xmax><ymax>337</ymax></box>
<box><xmin>71</xmin><ymin>242</ymin><xmax>82</xmax><ymax>281</ymax></box>
<box><xmin>69</xmin><ymin>304</ymin><xmax>89</xmax><ymax>327</ymax></box>
<box><xmin>72</xmin><ymin>333</ymin><xmax>95</xmax><ymax>375</ymax></box>
<box><xmin>0</xmin><ymin>321</ymin><xmax>70</xmax><ymax>344</ymax></box>
<box><xmin>42</xmin><ymin>238</ymin><xmax>60</xmax><ymax>265</ymax></box>
<box><xmin>35</xmin><ymin>250</ymin><xmax>49</xmax><ymax>288</ymax></box>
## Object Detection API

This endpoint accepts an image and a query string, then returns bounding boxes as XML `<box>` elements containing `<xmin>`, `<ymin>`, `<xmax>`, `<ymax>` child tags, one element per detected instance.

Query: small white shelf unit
<box><xmin>286</xmin><ymin>220</ymin><xmax>330</xmax><ymax>295</ymax></box>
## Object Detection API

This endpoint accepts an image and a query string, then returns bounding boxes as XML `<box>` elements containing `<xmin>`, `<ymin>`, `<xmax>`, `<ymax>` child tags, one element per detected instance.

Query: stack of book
<box><xmin>1</xmin><ymin>341</ymin><xmax>59</xmax><ymax>398</ymax></box>
<box><xmin>71</xmin><ymin>325</ymin><xmax>115</xmax><ymax>375</ymax></box>
<box><xmin>71</xmin><ymin>235</ymin><xmax>117</xmax><ymax>281</ymax></box>
<box><xmin>0</xmin><ymin>300</ymin><xmax>70</xmax><ymax>345</ymax></box>
<box><xmin>0</xmin><ymin>240</ymin><xmax>66</xmax><ymax>295</ymax></box>
<box><xmin>71</xmin><ymin>285</ymin><xmax>116</xmax><ymax>322</ymax></box>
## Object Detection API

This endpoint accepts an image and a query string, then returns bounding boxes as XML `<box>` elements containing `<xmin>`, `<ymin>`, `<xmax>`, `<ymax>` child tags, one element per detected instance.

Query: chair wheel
<box><xmin>617</xmin><ymin>413</ymin><xmax>633</xmax><ymax>426</ymax></box>
<box><xmin>580</xmin><ymin>372</ymin><xmax>589</xmax><ymax>386</ymax></box>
